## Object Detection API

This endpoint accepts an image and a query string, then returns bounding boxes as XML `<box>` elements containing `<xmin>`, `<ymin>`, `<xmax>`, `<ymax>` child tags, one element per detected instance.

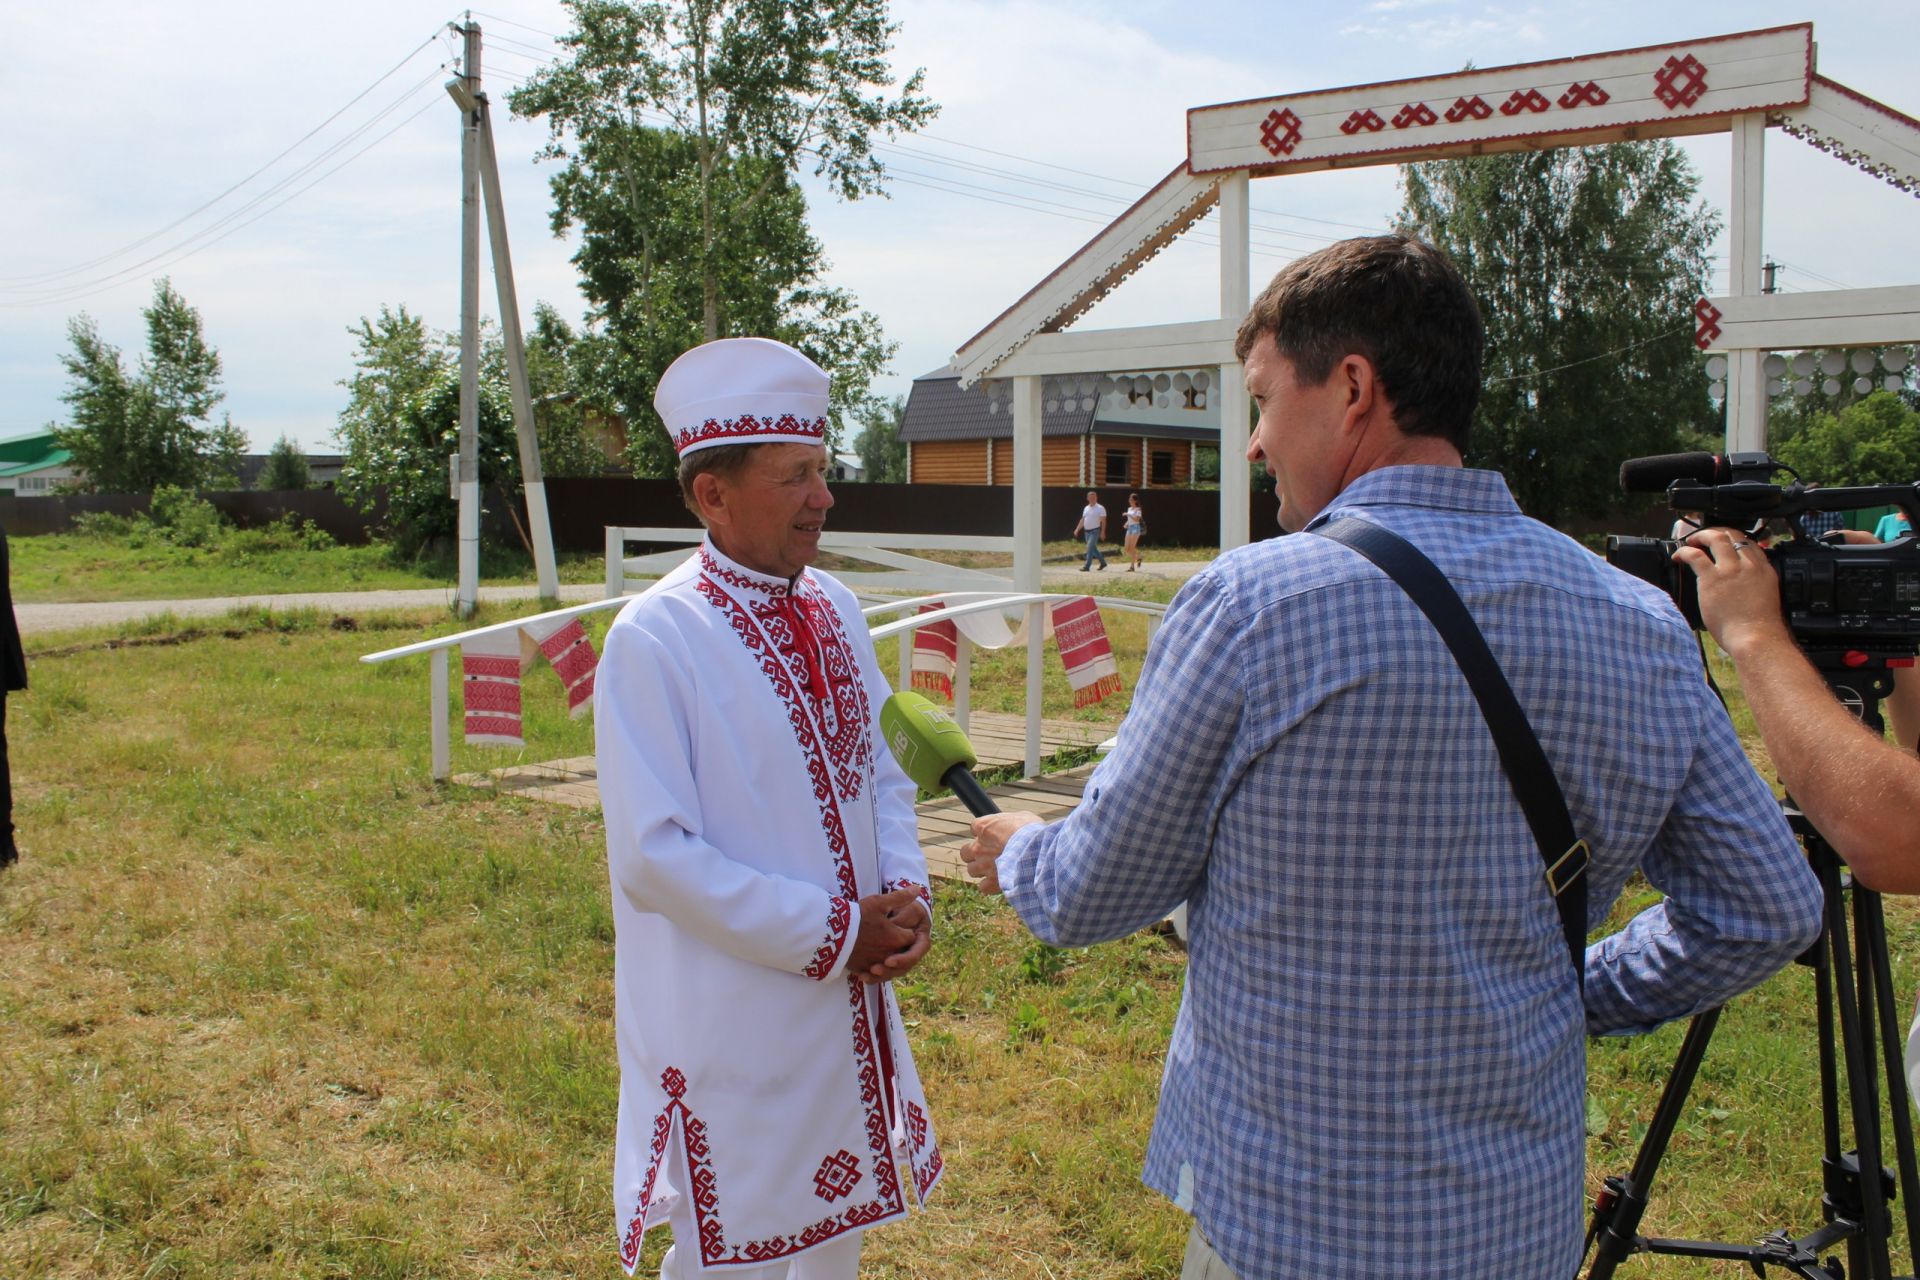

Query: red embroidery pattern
<box><xmin>886</xmin><ymin>879</ymin><xmax>932</xmax><ymax>912</ymax></box>
<box><xmin>813</xmin><ymin>1150</ymin><xmax>862</xmax><ymax>1202</ymax></box>
<box><xmin>1499</xmin><ymin>88</ymin><xmax>1551</xmax><ymax>115</ymax></box>
<box><xmin>1257</xmin><ymin>107</ymin><xmax>1302</xmax><ymax>156</ymax></box>
<box><xmin>644</xmin><ymin>985</ymin><xmax>904</xmax><ymax>1266</ymax></box>
<box><xmin>1445</xmin><ymin>95</ymin><xmax>1492</xmax><ymax>122</ymax></box>
<box><xmin>674</xmin><ymin>412</ymin><xmax>827</xmax><ymax>455</ymax></box>
<box><xmin>1391</xmin><ymin>102</ymin><xmax>1437</xmax><ymax>129</ymax></box>
<box><xmin>804</xmin><ymin>895</ymin><xmax>853</xmax><ymax>981</ymax></box>
<box><xmin>1559</xmin><ymin>80</ymin><xmax>1610</xmax><ymax>108</ymax></box>
<box><xmin>618</xmin><ymin>1088</ymin><xmax>680</xmax><ymax>1271</ymax></box>
<box><xmin>749</xmin><ymin>585</ymin><xmax>872</xmax><ymax>803</ymax></box>
<box><xmin>1693</xmin><ymin>298</ymin><xmax>1723</xmax><ymax>350</ymax></box>
<box><xmin>1340</xmin><ymin>108</ymin><xmax>1386</xmax><ymax>134</ymax></box>
<box><xmin>1653</xmin><ymin>54</ymin><xmax>1709</xmax><ymax>110</ymax></box>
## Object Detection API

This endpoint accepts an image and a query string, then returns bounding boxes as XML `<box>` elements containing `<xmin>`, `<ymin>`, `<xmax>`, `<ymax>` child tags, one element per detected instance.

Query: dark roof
<box><xmin>899</xmin><ymin>369</ymin><xmax>1091</xmax><ymax>442</ymax></box>
<box><xmin>1089</xmin><ymin>418</ymin><xmax>1217</xmax><ymax>443</ymax></box>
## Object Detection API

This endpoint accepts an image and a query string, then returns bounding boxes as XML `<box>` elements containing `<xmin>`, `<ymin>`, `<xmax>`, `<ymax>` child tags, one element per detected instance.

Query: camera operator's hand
<box><xmin>1672</xmin><ymin>528</ymin><xmax>1788</xmax><ymax>662</ymax></box>
<box><xmin>1673</xmin><ymin>527</ymin><xmax>1920</xmax><ymax>891</ymax></box>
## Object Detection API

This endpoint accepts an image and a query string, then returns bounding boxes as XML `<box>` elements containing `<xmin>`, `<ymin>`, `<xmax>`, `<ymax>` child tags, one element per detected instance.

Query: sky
<box><xmin>3</xmin><ymin>0</ymin><xmax>1916</xmax><ymax>453</ymax></box>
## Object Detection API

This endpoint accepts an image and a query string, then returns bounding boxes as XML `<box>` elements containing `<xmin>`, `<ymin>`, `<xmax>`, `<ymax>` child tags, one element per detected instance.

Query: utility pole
<box><xmin>445</xmin><ymin>17</ymin><xmax>561</xmax><ymax>604</ymax></box>
<box><xmin>1763</xmin><ymin>258</ymin><xmax>1782</xmax><ymax>294</ymax></box>
<box><xmin>454</xmin><ymin>16</ymin><xmax>482</xmax><ymax>618</ymax></box>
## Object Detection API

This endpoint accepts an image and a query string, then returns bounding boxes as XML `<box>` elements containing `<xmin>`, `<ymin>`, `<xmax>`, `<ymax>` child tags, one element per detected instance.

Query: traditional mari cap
<box><xmin>654</xmin><ymin>337</ymin><xmax>831</xmax><ymax>458</ymax></box>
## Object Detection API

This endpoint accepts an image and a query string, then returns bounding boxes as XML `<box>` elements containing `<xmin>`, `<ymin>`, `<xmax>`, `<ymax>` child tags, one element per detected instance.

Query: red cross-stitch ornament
<box><xmin>1654</xmin><ymin>54</ymin><xmax>1709</xmax><ymax>110</ymax></box>
<box><xmin>660</xmin><ymin>1066</ymin><xmax>688</xmax><ymax>1098</ymax></box>
<box><xmin>1340</xmin><ymin>108</ymin><xmax>1386</xmax><ymax>135</ymax></box>
<box><xmin>1445</xmin><ymin>95</ymin><xmax>1493</xmax><ymax>123</ymax></box>
<box><xmin>813</xmin><ymin>1149</ymin><xmax>862</xmax><ymax>1202</ymax></box>
<box><xmin>1258</xmin><ymin>108</ymin><xmax>1303</xmax><ymax>157</ymax></box>
<box><xmin>1558</xmin><ymin>80</ymin><xmax>1610</xmax><ymax>109</ymax></box>
<box><xmin>1693</xmin><ymin>298</ymin><xmax>1723</xmax><ymax>350</ymax></box>
<box><xmin>1499</xmin><ymin>88</ymin><xmax>1551</xmax><ymax>116</ymax></box>
<box><xmin>1391</xmin><ymin>102</ymin><xmax>1438</xmax><ymax>129</ymax></box>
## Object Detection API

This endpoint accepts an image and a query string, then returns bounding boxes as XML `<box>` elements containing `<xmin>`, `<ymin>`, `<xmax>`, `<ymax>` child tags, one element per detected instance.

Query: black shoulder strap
<box><xmin>1312</xmin><ymin>517</ymin><xmax>1588</xmax><ymax>989</ymax></box>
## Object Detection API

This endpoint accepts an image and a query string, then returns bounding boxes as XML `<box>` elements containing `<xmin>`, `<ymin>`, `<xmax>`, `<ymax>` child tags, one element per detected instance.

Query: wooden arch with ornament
<box><xmin>951</xmin><ymin>21</ymin><xmax>1920</xmax><ymax>582</ymax></box>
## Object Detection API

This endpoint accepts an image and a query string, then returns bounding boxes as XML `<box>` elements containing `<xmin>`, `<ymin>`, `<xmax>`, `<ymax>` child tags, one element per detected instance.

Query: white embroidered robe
<box><xmin>596</xmin><ymin>540</ymin><xmax>943</xmax><ymax>1273</ymax></box>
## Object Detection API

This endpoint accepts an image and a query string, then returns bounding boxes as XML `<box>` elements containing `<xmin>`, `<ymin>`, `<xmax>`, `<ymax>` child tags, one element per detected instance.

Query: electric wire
<box><xmin>0</xmin><ymin>28</ymin><xmax>448</xmax><ymax>288</ymax></box>
<box><xmin>6</xmin><ymin>69</ymin><xmax>450</xmax><ymax>308</ymax></box>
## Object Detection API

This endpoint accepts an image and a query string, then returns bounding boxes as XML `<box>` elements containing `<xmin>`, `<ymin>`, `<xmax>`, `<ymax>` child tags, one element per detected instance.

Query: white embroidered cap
<box><xmin>654</xmin><ymin>337</ymin><xmax>831</xmax><ymax>458</ymax></box>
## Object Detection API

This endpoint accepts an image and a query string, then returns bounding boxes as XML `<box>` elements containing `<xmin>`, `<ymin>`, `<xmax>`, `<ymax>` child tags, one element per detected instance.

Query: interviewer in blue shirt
<box><xmin>961</xmin><ymin>234</ymin><xmax>1823</xmax><ymax>1280</ymax></box>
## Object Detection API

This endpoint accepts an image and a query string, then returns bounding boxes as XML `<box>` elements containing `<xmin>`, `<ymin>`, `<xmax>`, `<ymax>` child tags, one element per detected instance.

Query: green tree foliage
<box><xmin>525</xmin><ymin>303</ymin><xmax>615</xmax><ymax>477</ymax></box>
<box><xmin>54</xmin><ymin>278</ymin><xmax>238</xmax><ymax>493</ymax></box>
<box><xmin>335</xmin><ymin>304</ymin><xmax>605</xmax><ymax>550</ymax></box>
<box><xmin>1773</xmin><ymin>391</ymin><xmax>1920</xmax><ymax>488</ymax></box>
<box><xmin>260</xmin><ymin>436</ymin><xmax>313</xmax><ymax>491</ymax></box>
<box><xmin>1397</xmin><ymin>142</ymin><xmax>1720</xmax><ymax>524</ymax></box>
<box><xmin>508</xmin><ymin>0</ymin><xmax>937</xmax><ymax>476</ymax></box>
<box><xmin>852</xmin><ymin>394</ymin><xmax>906</xmax><ymax>482</ymax></box>
<box><xmin>1766</xmin><ymin>345</ymin><xmax>1919</xmax><ymax>450</ymax></box>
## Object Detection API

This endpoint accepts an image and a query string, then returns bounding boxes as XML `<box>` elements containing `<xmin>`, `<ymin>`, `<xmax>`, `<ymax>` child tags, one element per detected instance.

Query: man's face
<box><xmin>1086</xmin><ymin>492</ymin><xmax>1097</xmax><ymax>505</ymax></box>
<box><xmin>1244</xmin><ymin>334</ymin><xmax>1351</xmax><ymax>533</ymax></box>
<box><xmin>704</xmin><ymin>443</ymin><xmax>834</xmax><ymax>578</ymax></box>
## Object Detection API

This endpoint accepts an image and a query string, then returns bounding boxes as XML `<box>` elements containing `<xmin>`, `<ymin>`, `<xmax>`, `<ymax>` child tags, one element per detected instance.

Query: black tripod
<box><xmin>1583</xmin><ymin>666</ymin><xmax>1920</xmax><ymax>1279</ymax></box>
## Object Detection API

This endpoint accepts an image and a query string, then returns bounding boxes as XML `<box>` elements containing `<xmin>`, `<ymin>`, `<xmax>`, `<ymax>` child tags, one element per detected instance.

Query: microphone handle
<box><xmin>942</xmin><ymin>764</ymin><xmax>1000</xmax><ymax>817</ymax></box>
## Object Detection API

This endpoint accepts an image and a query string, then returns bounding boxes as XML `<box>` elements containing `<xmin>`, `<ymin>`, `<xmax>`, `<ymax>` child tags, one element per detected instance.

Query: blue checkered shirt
<box><xmin>998</xmin><ymin>466</ymin><xmax>1822</xmax><ymax>1280</ymax></box>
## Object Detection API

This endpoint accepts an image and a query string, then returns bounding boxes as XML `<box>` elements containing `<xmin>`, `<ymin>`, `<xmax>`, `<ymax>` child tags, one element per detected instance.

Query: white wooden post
<box><xmin>1727</xmin><ymin>113</ymin><xmax>1768</xmax><ymax>453</ymax></box>
<box><xmin>954</xmin><ymin>633</ymin><xmax>972</xmax><ymax>735</ymax></box>
<box><xmin>605</xmin><ymin>527</ymin><xmax>625</xmax><ymax>598</ymax></box>
<box><xmin>1217</xmin><ymin>172</ymin><xmax>1252</xmax><ymax>549</ymax></box>
<box><xmin>431</xmin><ymin>647</ymin><xmax>451</xmax><ymax>781</ymax></box>
<box><xmin>1014</xmin><ymin>374</ymin><xmax>1045</xmax><ymax>777</ymax></box>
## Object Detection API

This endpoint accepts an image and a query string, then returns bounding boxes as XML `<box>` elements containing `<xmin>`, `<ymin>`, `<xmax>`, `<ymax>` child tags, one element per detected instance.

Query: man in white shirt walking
<box><xmin>1074</xmin><ymin>491</ymin><xmax>1109</xmax><ymax>571</ymax></box>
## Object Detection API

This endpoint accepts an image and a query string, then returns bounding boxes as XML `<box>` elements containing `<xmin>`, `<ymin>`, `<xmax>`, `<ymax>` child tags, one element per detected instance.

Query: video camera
<box><xmin>1605</xmin><ymin>451</ymin><xmax>1920</xmax><ymax>662</ymax></box>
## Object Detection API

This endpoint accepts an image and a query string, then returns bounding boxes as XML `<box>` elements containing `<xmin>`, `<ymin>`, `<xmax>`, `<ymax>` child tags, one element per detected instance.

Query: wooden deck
<box><xmin>451</xmin><ymin>711</ymin><xmax>1110</xmax><ymax>881</ymax></box>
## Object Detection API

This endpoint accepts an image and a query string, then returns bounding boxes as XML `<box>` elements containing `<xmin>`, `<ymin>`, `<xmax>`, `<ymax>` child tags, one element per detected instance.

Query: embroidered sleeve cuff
<box><xmin>804</xmin><ymin>894</ymin><xmax>855</xmax><ymax>981</ymax></box>
<box><xmin>885</xmin><ymin>878</ymin><xmax>934</xmax><ymax>929</ymax></box>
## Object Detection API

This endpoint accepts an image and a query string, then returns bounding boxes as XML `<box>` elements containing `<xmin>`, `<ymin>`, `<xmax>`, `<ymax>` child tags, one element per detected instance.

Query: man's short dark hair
<box><xmin>677</xmin><ymin>443</ymin><xmax>757</xmax><ymax>521</ymax></box>
<box><xmin>1233</xmin><ymin>234</ymin><xmax>1484</xmax><ymax>449</ymax></box>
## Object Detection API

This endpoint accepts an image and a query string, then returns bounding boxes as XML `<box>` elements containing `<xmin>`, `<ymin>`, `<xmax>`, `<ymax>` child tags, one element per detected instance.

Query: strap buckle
<box><xmin>1546</xmin><ymin>839</ymin><xmax>1590</xmax><ymax>898</ymax></box>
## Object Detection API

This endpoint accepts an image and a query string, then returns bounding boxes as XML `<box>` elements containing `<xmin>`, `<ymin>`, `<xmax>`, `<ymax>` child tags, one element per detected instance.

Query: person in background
<box><xmin>1124</xmin><ymin>492</ymin><xmax>1145</xmax><ymax>571</ymax></box>
<box><xmin>0</xmin><ymin>520</ymin><xmax>21</xmax><ymax>869</ymax></box>
<box><xmin>1074</xmin><ymin>490</ymin><xmax>1109</xmax><ymax>572</ymax></box>
<box><xmin>1874</xmin><ymin>507</ymin><xmax>1913</xmax><ymax>544</ymax></box>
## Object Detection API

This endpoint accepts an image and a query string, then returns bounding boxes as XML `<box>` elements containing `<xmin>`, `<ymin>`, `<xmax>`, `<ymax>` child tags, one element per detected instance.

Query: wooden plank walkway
<box><xmin>452</xmin><ymin>712</ymin><xmax>1110</xmax><ymax>882</ymax></box>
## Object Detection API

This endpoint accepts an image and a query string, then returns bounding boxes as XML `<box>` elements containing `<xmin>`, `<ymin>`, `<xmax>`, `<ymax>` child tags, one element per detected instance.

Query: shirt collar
<box><xmin>699</xmin><ymin>536</ymin><xmax>803</xmax><ymax>598</ymax></box>
<box><xmin>1305</xmin><ymin>465</ymin><xmax>1521</xmax><ymax>530</ymax></box>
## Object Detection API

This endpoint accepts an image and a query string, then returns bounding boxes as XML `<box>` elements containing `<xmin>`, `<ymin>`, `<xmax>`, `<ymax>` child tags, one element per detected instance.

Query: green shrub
<box><xmin>70</xmin><ymin>511</ymin><xmax>141</xmax><ymax>540</ymax></box>
<box><xmin>148</xmin><ymin>486</ymin><xmax>226</xmax><ymax>548</ymax></box>
<box><xmin>219</xmin><ymin>516</ymin><xmax>336</xmax><ymax>563</ymax></box>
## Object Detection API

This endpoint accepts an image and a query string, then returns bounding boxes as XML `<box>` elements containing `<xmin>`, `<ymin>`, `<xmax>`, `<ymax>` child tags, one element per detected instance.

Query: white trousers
<box><xmin>657</xmin><ymin>1194</ymin><xmax>862</xmax><ymax>1280</ymax></box>
<box><xmin>1181</xmin><ymin>1222</ymin><xmax>1241</xmax><ymax>1280</ymax></box>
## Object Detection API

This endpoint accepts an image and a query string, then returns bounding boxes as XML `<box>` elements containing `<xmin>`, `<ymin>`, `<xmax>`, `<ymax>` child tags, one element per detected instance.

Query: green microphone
<box><xmin>879</xmin><ymin>691</ymin><xmax>1000</xmax><ymax>816</ymax></box>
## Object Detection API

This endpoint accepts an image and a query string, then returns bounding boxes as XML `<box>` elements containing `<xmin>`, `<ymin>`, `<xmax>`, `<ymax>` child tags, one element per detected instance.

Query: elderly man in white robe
<box><xmin>596</xmin><ymin>338</ymin><xmax>944</xmax><ymax>1279</ymax></box>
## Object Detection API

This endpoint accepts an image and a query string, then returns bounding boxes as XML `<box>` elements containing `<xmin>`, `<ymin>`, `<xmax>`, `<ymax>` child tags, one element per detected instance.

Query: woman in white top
<box><xmin>1123</xmin><ymin>493</ymin><xmax>1144</xmax><ymax>571</ymax></box>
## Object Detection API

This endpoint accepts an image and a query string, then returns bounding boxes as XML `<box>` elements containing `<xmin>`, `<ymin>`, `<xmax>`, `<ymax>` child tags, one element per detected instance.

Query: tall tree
<box><xmin>851</xmin><ymin>393</ymin><xmax>906</xmax><ymax>482</ymax></box>
<box><xmin>54</xmin><ymin>278</ymin><xmax>235</xmax><ymax>492</ymax></box>
<box><xmin>1397</xmin><ymin>142</ymin><xmax>1720</xmax><ymax>525</ymax></box>
<box><xmin>260</xmin><ymin>436</ymin><xmax>313</xmax><ymax>490</ymax></box>
<box><xmin>508</xmin><ymin>0</ymin><xmax>935</xmax><ymax>475</ymax></box>
<box><xmin>1773</xmin><ymin>391</ymin><xmax>1920</xmax><ymax>489</ymax></box>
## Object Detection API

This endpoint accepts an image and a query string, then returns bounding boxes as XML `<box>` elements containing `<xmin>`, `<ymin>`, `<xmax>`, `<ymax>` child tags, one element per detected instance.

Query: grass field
<box><xmin>1</xmin><ymin>592</ymin><xmax>1916</xmax><ymax>1278</ymax></box>
<box><xmin>9</xmin><ymin>534</ymin><xmax>609</xmax><ymax>604</ymax></box>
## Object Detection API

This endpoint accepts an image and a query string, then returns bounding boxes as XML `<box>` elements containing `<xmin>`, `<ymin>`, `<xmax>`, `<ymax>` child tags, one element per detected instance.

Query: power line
<box><xmin>0</xmin><ymin>28</ymin><xmax>448</xmax><ymax>288</ymax></box>
<box><xmin>7</xmin><ymin>71</ymin><xmax>449</xmax><ymax>308</ymax></box>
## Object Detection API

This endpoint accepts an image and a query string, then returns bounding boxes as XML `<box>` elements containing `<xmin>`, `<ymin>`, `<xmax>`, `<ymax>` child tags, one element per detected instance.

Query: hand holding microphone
<box><xmin>880</xmin><ymin>692</ymin><xmax>1041</xmax><ymax>895</ymax></box>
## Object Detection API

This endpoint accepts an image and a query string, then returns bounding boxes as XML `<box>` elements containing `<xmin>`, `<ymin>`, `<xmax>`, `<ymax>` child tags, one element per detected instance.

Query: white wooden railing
<box><xmin>361</xmin><ymin>529</ymin><xmax>1167</xmax><ymax>781</ymax></box>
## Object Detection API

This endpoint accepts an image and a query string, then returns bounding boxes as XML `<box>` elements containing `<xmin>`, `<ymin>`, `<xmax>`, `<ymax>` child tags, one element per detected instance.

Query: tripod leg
<box><xmin>1858</xmin><ymin>887</ymin><xmax>1920</xmax><ymax>1264</ymax></box>
<box><xmin>1826</xmin><ymin>869</ymin><xmax>1896</xmax><ymax>1280</ymax></box>
<box><xmin>1586</xmin><ymin>1008</ymin><xmax>1723</xmax><ymax>1280</ymax></box>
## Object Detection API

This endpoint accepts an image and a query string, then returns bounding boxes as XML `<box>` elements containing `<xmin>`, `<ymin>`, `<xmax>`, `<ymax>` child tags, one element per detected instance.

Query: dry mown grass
<box><xmin>0</xmin><ymin>602</ymin><xmax>1915</xmax><ymax>1277</ymax></box>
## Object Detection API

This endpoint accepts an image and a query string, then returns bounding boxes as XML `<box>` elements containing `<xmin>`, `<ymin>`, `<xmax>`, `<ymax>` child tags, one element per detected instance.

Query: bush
<box><xmin>70</xmin><ymin>511</ymin><xmax>141</xmax><ymax>541</ymax></box>
<box><xmin>148</xmin><ymin>486</ymin><xmax>226</xmax><ymax>548</ymax></box>
<box><xmin>219</xmin><ymin>516</ymin><xmax>336</xmax><ymax>563</ymax></box>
